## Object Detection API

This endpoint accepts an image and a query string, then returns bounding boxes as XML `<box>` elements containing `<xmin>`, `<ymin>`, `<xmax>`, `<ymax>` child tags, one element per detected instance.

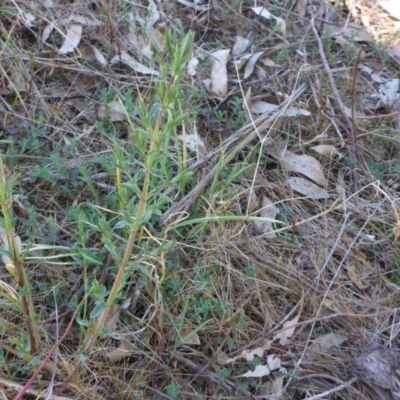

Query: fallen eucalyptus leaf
<box><xmin>287</xmin><ymin>177</ymin><xmax>330</xmax><ymax>199</ymax></box>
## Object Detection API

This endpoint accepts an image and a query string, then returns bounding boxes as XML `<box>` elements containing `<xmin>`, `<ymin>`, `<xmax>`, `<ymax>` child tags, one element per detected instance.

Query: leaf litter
<box><xmin>3</xmin><ymin>0</ymin><xmax>400</xmax><ymax>399</ymax></box>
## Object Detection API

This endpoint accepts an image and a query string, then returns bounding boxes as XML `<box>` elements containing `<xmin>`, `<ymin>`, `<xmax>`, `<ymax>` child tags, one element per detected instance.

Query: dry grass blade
<box><xmin>161</xmin><ymin>83</ymin><xmax>307</xmax><ymax>225</ymax></box>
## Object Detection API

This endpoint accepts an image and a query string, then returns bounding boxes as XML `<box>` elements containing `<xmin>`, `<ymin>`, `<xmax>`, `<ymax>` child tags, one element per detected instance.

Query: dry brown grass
<box><xmin>1</xmin><ymin>0</ymin><xmax>400</xmax><ymax>399</ymax></box>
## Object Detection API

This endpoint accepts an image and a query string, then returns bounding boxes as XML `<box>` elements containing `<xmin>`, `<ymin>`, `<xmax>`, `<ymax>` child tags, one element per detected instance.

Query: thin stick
<box><xmin>309</xmin><ymin>16</ymin><xmax>359</xmax><ymax>162</ymax></box>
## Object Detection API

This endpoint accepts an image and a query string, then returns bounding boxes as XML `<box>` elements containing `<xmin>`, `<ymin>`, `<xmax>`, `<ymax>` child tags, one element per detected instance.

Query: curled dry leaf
<box><xmin>104</xmin><ymin>304</ymin><xmax>120</xmax><ymax>332</ymax></box>
<box><xmin>177</xmin><ymin>0</ymin><xmax>209</xmax><ymax>11</ymax></box>
<box><xmin>98</xmin><ymin>101</ymin><xmax>126</xmax><ymax>122</ymax></box>
<box><xmin>360</xmin><ymin>65</ymin><xmax>388</xmax><ymax>83</ymax></box>
<box><xmin>239</xmin><ymin>355</ymin><xmax>282</xmax><ymax>378</ymax></box>
<box><xmin>176</xmin><ymin>326</ymin><xmax>201</xmax><ymax>346</ymax></box>
<box><xmin>244</xmin><ymin>51</ymin><xmax>265</xmax><ymax>79</ymax></box>
<box><xmin>311</xmin><ymin>145</ymin><xmax>343</xmax><ymax>158</ymax></box>
<box><xmin>346</xmin><ymin>262</ymin><xmax>369</xmax><ymax>289</ymax></box>
<box><xmin>279</xmin><ymin>150</ymin><xmax>328</xmax><ymax>187</ymax></box>
<box><xmin>21</xmin><ymin>12</ymin><xmax>36</xmax><ymax>28</ymax></box>
<box><xmin>62</xmin><ymin>15</ymin><xmax>103</xmax><ymax>27</ymax></box>
<box><xmin>232</xmin><ymin>36</ymin><xmax>252</xmax><ymax>69</ymax></box>
<box><xmin>273</xmin><ymin>314</ymin><xmax>299</xmax><ymax>346</ymax></box>
<box><xmin>226</xmin><ymin>339</ymin><xmax>271</xmax><ymax>363</ymax></box>
<box><xmin>232</xmin><ymin>35</ymin><xmax>251</xmax><ymax>56</ymax></box>
<box><xmin>254</xmin><ymin>196</ymin><xmax>279</xmax><ymax>238</ymax></box>
<box><xmin>251</xmin><ymin>6</ymin><xmax>286</xmax><ymax>36</ymax></box>
<box><xmin>210</xmin><ymin>49</ymin><xmax>230</xmax><ymax>96</ymax></box>
<box><xmin>326</xmin><ymin>22</ymin><xmax>372</xmax><ymax>42</ymax></box>
<box><xmin>42</xmin><ymin>23</ymin><xmax>54</xmax><ymax>42</ymax></box>
<box><xmin>59</xmin><ymin>24</ymin><xmax>82</xmax><ymax>54</ymax></box>
<box><xmin>250</xmin><ymin>101</ymin><xmax>310</xmax><ymax>116</ymax></box>
<box><xmin>93</xmin><ymin>46</ymin><xmax>107</xmax><ymax>66</ymax></box>
<box><xmin>304</xmin><ymin>332</ymin><xmax>348</xmax><ymax>362</ymax></box>
<box><xmin>240</xmin><ymin>364</ymin><xmax>271</xmax><ymax>378</ymax></box>
<box><xmin>147</xmin><ymin>0</ymin><xmax>160</xmax><ymax>27</ymax></box>
<box><xmin>0</xmin><ymin>230</ymin><xmax>22</xmax><ymax>266</ymax></box>
<box><xmin>260</xmin><ymin>57</ymin><xmax>280</xmax><ymax>67</ymax></box>
<box><xmin>187</xmin><ymin>56</ymin><xmax>199</xmax><ymax>77</ymax></box>
<box><xmin>379</xmin><ymin>79</ymin><xmax>400</xmax><ymax>108</ymax></box>
<box><xmin>342</xmin><ymin>105</ymin><xmax>364</xmax><ymax>120</ymax></box>
<box><xmin>111</xmin><ymin>51</ymin><xmax>160</xmax><ymax>76</ymax></box>
<box><xmin>106</xmin><ymin>337</ymin><xmax>136</xmax><ymax>362</ymax></box>
<box><xmin>178</xmin><ymin>133</ymin><xmax>206</xmax><ymax>154</ymax></box>
<box><xmin>78</xmin><ymin>46</ymin><xmax>107</xmax><ymax>66</ymax></box>
<box><xmin>287</xmin><ymin>177</ymin><xmax>330</xmax><ymax>199</ymax></box>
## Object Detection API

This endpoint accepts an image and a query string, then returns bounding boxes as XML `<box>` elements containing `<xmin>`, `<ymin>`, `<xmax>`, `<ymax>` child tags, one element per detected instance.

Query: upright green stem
<box><xmin>57</xmin><ymin>31</ymin><xmax>194</xmax><ymax>394</ymax></box>
<box><xmin>0</xmin><ymin>158</ymin><xmax>41</xmax><ymax>355</ymax></box>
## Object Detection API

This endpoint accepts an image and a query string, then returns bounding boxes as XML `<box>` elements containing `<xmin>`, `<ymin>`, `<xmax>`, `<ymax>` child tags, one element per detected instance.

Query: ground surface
<box><xmin>1</xmin><ymin>0</ymin><xmax>400</xmax><ymax>399</ymax></box>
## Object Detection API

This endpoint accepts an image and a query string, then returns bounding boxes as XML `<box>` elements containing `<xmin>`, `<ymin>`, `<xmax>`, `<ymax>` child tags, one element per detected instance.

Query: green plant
<box><xmin>166</xmin><ymin>381</ymin><xmax>181</xmax><ymax>398</ymax></box>
<box><xmin>56</xmin><ymin>28</ymin><xmax>196</xmax><ymax>393</ymax></box>
<box><xmin>0</xmin><ymin>157</ymin><xmax>41</xmax><ymax>355</ymax></box>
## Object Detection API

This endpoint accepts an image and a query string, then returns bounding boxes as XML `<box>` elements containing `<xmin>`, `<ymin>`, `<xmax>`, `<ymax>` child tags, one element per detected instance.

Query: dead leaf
<box><xmin>342</xmin><ymin>105</ymin><xmax>364</xmax><ymax>120</ymax></box>
<box><xmin>98</xmin><ymin>101</ymin><xmax>126</xmax><ymax>122</ymax></box>
<box><xmin>226</xmin><ymin>340</ymin><xmax>271</xmax><ymax>363</ymax></box>
<box><xmin>239</xmin><ymin>355</ymin><xmax>282</xmax><ymax>378</ymax></box>
<box><xmin>322</xmin><ymin>298</ymin><xmax>343</xmax><ymax>313</ymax></box>
<box><xmin>244</xmin><ymin>51</ymin><xmax>264</xmax><ymax>79</ymax></box>
<box><xmin>210</xmin><ymin>49</ymin><xmax>230</xmax><ymax>96</ymax></box>
<box><xmin>254</xmin><ymin>196</ymin><xmax>279</xmax><ymax>238</ymax></box>
<box><xmin>176</xmin><ymin>326</ymin><xmax>201</xmax><ymax>346</ymax></box>
<box><xmin>240</xmin><ymin>364</ymin><xmax>271</xmax><ymax>378</ymax></box>
<box><xmin>59</xmin><ymin>24</ymin><xmax>82</xmax><ymax>54</ymax></box>
<box><xmin>267</xmin><ymin>375</ymin><xmax>285</xmax><ymax>399</ymax></box>
<box><xmin>232</xmin><ymin>36</ymin><xmax>252</xmax><ymax>69</ymax></box>
<box><xmin>287</xmin><ymin>177</ymin><xmax>330</xmax><ymax>199</ymax></box>
<box><xmin>232</xmin><ymin>36</ymin><xmax>251</xmax><ymax>56</ymax></box>
<box><xmin>252</xmin><ymin>7</ymin><xmax>286</xmax><ymax>36</ymax></box>
<box><xmin>267</xmin><ymin>354</ymin><xmax>281</xmax><ymax>370</ymax></box>
<box><xmin>42</xmin><ymin>23</ymin><xmax>54</xmax><ymax>42</ymax></box>
<box><xmin>347</xmin><ymin>263</ymin><xmax>369</xmax><ymax>289</ymax></box>
<box><xmin>273</xmin><ymin>314</ymin><xmax>299</xmax><ymax>346</ymax></box>
<box><xmin>389</xmin><ymin>46</ymin><xmax>400</xmax><ymax>65</ymax></box>
<box><xmin>326</xmin><ymin>22</ymin><xmax>372</xmax><ymax>42</ymax></box>
<box><xmin>21</xmin><ymin>12</ymin><xmax>36</xmax><ymax>28</ymax></box>
<box><xmin>295</xmin><ymin>0</ymin><xmax>308</xmax><ymax>18</ymax></box>
<box><xmin>0</xmin><ymin>230</ymin><xmax>22</xmax><ymax>266</ymax></box>
<box><xmin>260</xmin><ymin>57</ymin><xmax>280</xmax><ymax>67</ymax></box>
<box><xmin>187</xmin><ymin>56</ymin><xmax>199</xmax><ymax>77</ymax></box>
<box><xmin>77</xmin><ymin>46</ymin><xmax>107</xmax><ymax>66</ymax></box>
<box><xmin>360</xmin><ymin>65</ymin><xmax>388</xmax><ymax>83</ymax></box>
<box><xmin>311</xmin><ymin>145</ymin><xmax>343</xmax><ymax>158</ymax></box>
<box><xmin>250</xmin><ymin>101</ymin><xmax>310</xmax><ymax>116</ymax></box>
<box><xmin>62</xmin><ymin>15</ymin><xmax>103</xmax><ymax>27</ymax></box>
<box><xmin>247</xmin><ymin>189</ymin><xmax>259</xmax><ymax>215</ymax></box>
<box><xmin>178</xmin><ymin>133</ymin><xmax>206</xmax><ymax>154</ymax></box>
<box><xmin>106</xmin><ymin>337</ymin><xmax>136</xmax><ymax>362</ymax></box>
<box><xmin>278</xmin><ymin>150</ymin><xmax>328</xmax><ymax>187</ymax></box>
<box><xmin>243</xmin><ymin>86</ymin><xmax>253</xmax><ymax>121</ymax></box>
<box><xmin>305</xmin><ymin>332</ymin><xmax>348</xmax><ymax>362</ymax></box>
<box><xmin>111</xmin><ymin>51</ymin><xmax>160</xmax><ymax>76</ymax></box>
<box><xmin>147</xmin><ymin>0</ymin><xmax>160</xmax><ymax>27</ymax></box>
<box><xmin>379</xmin><ymin>79</ymin><xmax>400</xmax><ymax>108</ymax></box>
<box><xmin>379</xmin><ymin>0</ymin><xmax>400</xmax><ymax>20</ymax></box>
<box><xmin>216</xmin><ymin>351</ymin><xmax>230</xmax><ymax>365</ymax></box>
<box><xmin>177</xmin><ymin>0</ymin><xmax>209</xmax><ymax>11</ymax></box>
<box><xmin>104</xmin><ymin>304</ymin><xmax>120</xmax><ymax>332</ymax></box>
